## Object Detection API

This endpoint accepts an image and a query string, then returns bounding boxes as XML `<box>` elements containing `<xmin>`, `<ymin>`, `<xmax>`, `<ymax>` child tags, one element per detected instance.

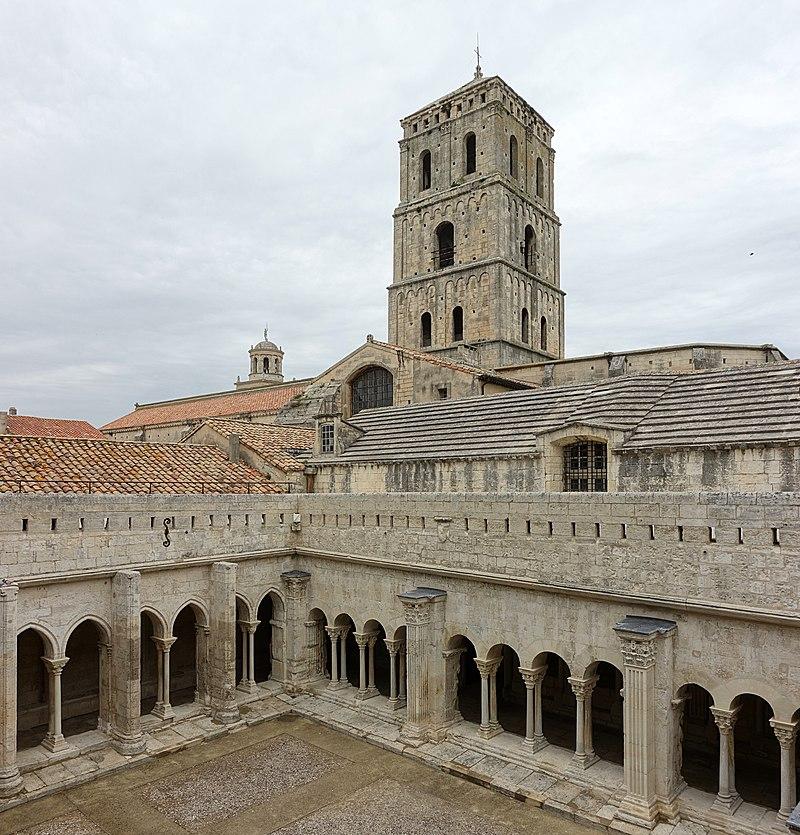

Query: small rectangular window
<box><xmin>621</xmin><ymin>523</ymin><xmax>627</xmax><ymax>539</ymax></box>
<box><xmin>484</xmin><ymin>518</ymin><xmax>489</xmax><ymax>533</ymax></box>
<box><xmin>649</xmin><ymin>524</ymin><xmax>656</xmax><ymax>540</ymax></box>
<box><xmin>103</xmin><ymin>517</ymin><xmax>109</xmax><ymax>531</ymax></box>
<box><xmin>244</xmin><ymin>514</ymin><xmax>249</xmax><ymax>526</ymax></box>
<box><xmin>677</xmin><ymin>525</ymin><xmax>684</xmax><ymax>542</ymax></box>
<box><xmin>571</xmin><ymin>521</ymin><xmax>577</xmax><ymax>537</ymax></box>
<box><xmin>150</xmin><ymin>516</ymin><xmax>155</xmax><ymax>529</ymax></box>
<box><xmin>51</xmin><ymin>518</ymin><xmax>57</xmax><ymax>531</ymax></box>
<box><xmin>191</xmin><ymin>515</ymin><xmax>196</xmax><ymax>530</ymax></box>
<box><xmin>279</xmin><ymin>513</ymin><xmax>285</xmax><ymax>525</ymax></box>
<box><xmin>79</xmin><ymin>517</ymin><xmax>85</xmax><ymax>532</ymax></box>
<box><xmin>708</xmin><ymin>526</ymin><xmax>717</xmax><ymax>543</ymax></box>
<box><xmin>737</xmin><ymin>527</ymin><xmax>744</xmax><ymax>545</ymax></box>
<box><xmin>505</xmin><ymin>518</ymin><xmax>510</xmax><ymax>533</ymax></box>
<box><xmin>320</xmin><ymin>423</ymin><xmax>335</xmax><ymax>454</ymax></box>
<box><xmin>526</xmin><ymin>520</ymin><xmax>532</xmax><ymax>535</ymax></box>
<box><xmin>548</xmin><ymin>521</ymin><xmax>554</xmax><ymax>536</ymax></box>
<box><xmin>261</xmin><ymin>513</ymin><xmax>266</xmax><ymax>526</ymax></box>
<box><xmin>22</xmin><ymin>518</ymin><xmax>28</xmax><ymax>532</ymax></box>
<box><xmin>595</xmin><ymin>522</ymin><xmax>601</xmax><ymax>538</ymax></box>
<box><xmin>773</xmin><ymin>527</ymin><xmax>781</xmax><ymax>546</ymax></box>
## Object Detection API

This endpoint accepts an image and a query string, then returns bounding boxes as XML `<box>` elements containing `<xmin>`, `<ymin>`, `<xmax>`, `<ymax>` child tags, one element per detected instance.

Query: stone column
<box><xmin>209</xmin><ymin>561</ymin><xmax>239</xmax><ymax>724</ymax></box>
<box><xmin>236</xmin><ymin>620</ymin><xmax>259</xmax><ymax>694</ymax></box>
<box><xmin>441</xmin><ymin>647</ymin><xmax>464</xmax><ymax>725</ymax></box>
<box><xmin>398</xmin><ymin>587</ymin><xmax>447</xmax><ymax>746</ymax></box>
<box><xmin>367</xmin><ymin>634</ymin><xmax>379</xmax><ymax>697</ymax></box>
<box><xmin>151</xmin><ymin>636</ymin><xmax>176</xmax><ymax>720</ymax></box>
<box><xmin>614</xmin><ymin>616</ymin><xmax>678</xmax><ymax>828</ymax></box>
<box><xmin>385</xmin><ymin>638</ymin><xmax>401</xmax><ymax>708</ymax></box>
<box><xmin>354</xmin><ymin>632</ymin><xmax>369</xmax><ymax>699</ymax></box>
<box><xmin>195</xmin><ymin>625</ymin><xmax>210</xmax><ymax>706</ymax></box>
<box><xmin>281</xmin><ymin>570</ymin><xmax>312</xmax><ymax>694</ymax></box>
<box><xmin>770</xmin><ymin>719</ymin><xmax>798</xmax><ymax>821</ymax></box>
<box><xmin>711</xmin><ymin>707</ymin><xmax>742</xmax><ymax>814</ymax></box>
<box><xmin>98</xmin><ymin>641</ymin><xmax>112</xmax><ymax>734</ymax></box>
<box><xmin>325</xmin><ymin>626</ymin><xmax>340</xmax><ymax>688</ymax></box>
<box><xmin>519</xmin><ymin>665</ymin><xmax>547</xmax><ymax>751</ymax></box>
<box><xmin>475</xmin><ymin>658</ymin><xmax>502</xmax><ymax>739</ymax></box>
<box><xmin>307</xmin><ymin>619</ymin><xmax>326</xmax><ymax>682</ymax></box>
<box><xmin>0</xmin><ymin>581</ymin><xmax>22</xmax><ymax>797</ymax></box>
<box><xmin>42</xmin><ymin>657</ymin><xmax>70</xmax><ymax>752</ymax></box>
<box><xmin>339</xmin><ymin>625</ymin><xmax>350</xmax><ymax>685</ymax></box>
<box><xmin>399</xmin><ymin>642</ymin><xmax>406</xmax><ymax>696</ymax></box>
<box><xmin>569</xmin><ymin>675</ymin><xmax>599</xmax><ymax>768</ymax></box>
<box><xmin>109</xmin><ymin>570</ymin><xmax>145</xmax><ymax>755</ymax></box>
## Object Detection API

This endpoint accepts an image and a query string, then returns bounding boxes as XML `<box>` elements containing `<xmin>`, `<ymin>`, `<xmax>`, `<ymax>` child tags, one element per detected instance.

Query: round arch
<box><xmin>17</xmin><ymin>622</ymin><xmax>58</xmax><ymax>659</ymax></box>
<box><xmin>140</xmin><ymin>607</ymin><xmax>168</xmax><ymax>639</ymax></box>
<box><xmin>169</xmin><ymin>599</ymin><xmax>209</xmax><ymax>632</ymax></box>
<box><xmin>63</xmin><ymin>614</ymin><xmax>112</xmax><ymax>650</ymax></box>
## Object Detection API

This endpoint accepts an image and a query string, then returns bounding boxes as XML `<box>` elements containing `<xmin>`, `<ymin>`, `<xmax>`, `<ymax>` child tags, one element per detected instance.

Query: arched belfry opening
<box><xmin>536</xmin><ymin>156</ymin><xmax>545</xmax><ymax>198</ymax></box>
<box><xmin>420</xmin><ymin>150</ymin><xmax>431</xmax><ymax>191</ymax></box>
<box><xmin>435</xmin><ymin>221</ymin><xmax>455</xmax><ymax>269</ymax></box>
<box><xmin>540</xmin><ymin>316</ymin><xmax>548</xmax><ymax>352</ymax></box>
<box><xmin>524</xmin><ymin>225</ymin><xmax>536</xmax><ymax>272</ymax></box>
<box><xmin>421</xmin><ymin>312</ymin><xmax>432</xmax><ymax>348</ymax></box>
<box><xmin>509</xmin><ymin>135</ymin><xmax>518</xmax><ymax>179</ymax></box>
<box><xmin>521</xmin><ymin>308</ymin><xmax>529</xmax><ymax>344</ymax></box>
<box><xmin>465</xmin><ymin>132</ymin><xmax>476</xmax><ymax>174</ymax></box>
<box><xmin>452</xmin><ymin>306</ymin><xmax>464</xmax><ymax>342</ymax></box>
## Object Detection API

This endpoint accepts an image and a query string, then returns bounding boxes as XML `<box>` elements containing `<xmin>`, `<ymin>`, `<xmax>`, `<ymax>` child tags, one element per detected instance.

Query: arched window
<box><xmin>523</xmin><ymin>225</ymin><xmax>536</xmax><ymax>272</ymax></box>
<box><xmin>563</xmin><ymin>441</ymin><xmax>607</xmax><ymax>492</ymax></box>
<box><xmin>465</xmin><ymin>133</ymin><xmax>476</xmax><ymax>175</ymax></box>
<box><xmin>250</xmin><ymin>357</ymin><xmax>257</xmax><ymax>374</ymax></box>
<box><xmin>262</xmin><ymin>357</ymin><xmax>270</xmax><ymax>373</ymax></box>
<box><xmin>421</xmin><ymin>312</ymin><xmax>432</xmax><ymax>348</ymax></box>
<box><xmin>540</xmin><ymin>316</ymin><xmax>548</xmax><ymax>352</ymax></box>
<box><xmin>435</xmin><ymin>221</ymin><xmax>455</xmax><ymax>268</ymax></box>
<box><xmin>521</xmin><ymin>308</ymin><xmax>529</xmax><ymax>343</ymax></box>
<box><xmin>351</xmin><ymin>366</ymin><xmax>393</xmax><ymax>415</ymax></box>
<box><xmin>420</xmin><ymin>150</ymin><xmax>431</xmax><ymax>191</ymax></box>
<box><xmin>536</xmin><ymin>157</ymin><xmax>545</xmax><ymax>199</ymax></box>
<box><xmin>452</xmin><ymin>306</ymin><xmax>464</xmax><ymax>342</ymax></box>
<box><xmin>509</xmin><ymin>135</ymin><xmax>518</xmax><ymax>179</ymax></box>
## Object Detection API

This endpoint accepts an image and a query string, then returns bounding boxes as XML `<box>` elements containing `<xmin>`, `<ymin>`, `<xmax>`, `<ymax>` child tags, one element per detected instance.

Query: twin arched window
<box><xmin>465</xmin><ymin>133</ymin><xmax>476</xmax><ymax>175</ymax></box>
<box><xmin>521</xmin><ymin>308</ymin><xmax>529</xmax><ymax>344</ymax></box>
<box><xmin>421</xmin><ymin>312</ymin><xmax>432</xmax><ymax>348</ymax></box>
<box><xmin>452</xmin><ymin>306</ymin><xmax>464</xmax><ymax>342</ymax></box>
<box><xmin>420</xmin><ymin>150</ymin><xmax>431</xmax><ymax>191</ymax></box>
<box><xmin>435</xmin><ymin>221</ymin><xmax>455</xmax><ymax>268</ymax></box>
<box><xmin>536</xmin><ymin>156</ymin><xmax>545</xmax><ymax>199</ymax></box>
<box><xmin>351</xmin><ymin>366</ymin><xmax>393</xmax><ymax>415</ymax></box>
<box><xmin>509</xmin><ymin>135</ymin><xmax>518</xmax><ymax>179</ymax></box>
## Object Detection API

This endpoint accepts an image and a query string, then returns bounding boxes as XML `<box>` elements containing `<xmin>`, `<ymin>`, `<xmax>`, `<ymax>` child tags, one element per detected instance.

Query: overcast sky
<box><xmin>1</xmin><ymin>1</ymin><xmax>798</xmax><ymax>426</ymax></box>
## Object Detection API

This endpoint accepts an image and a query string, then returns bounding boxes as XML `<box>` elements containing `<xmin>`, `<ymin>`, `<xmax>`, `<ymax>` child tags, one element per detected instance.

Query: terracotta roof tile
<box><xmin>101</xmin><ymin>382</ymin><xmax>308</xmax><ymax>431</ymax></box>
<box><xmin>0</xmin><ymin>436</ymin><xmax>281</xmax><ymax>494</ymax></box>
<box><xmin>6</xmin><ymin>416</ymin><xmax>104</xmax><ymax>439</ymax></box>
<box><xmin>197</xmin><ymin>419</ymin><xmax>314</xmax><ymax>471</ymax></box>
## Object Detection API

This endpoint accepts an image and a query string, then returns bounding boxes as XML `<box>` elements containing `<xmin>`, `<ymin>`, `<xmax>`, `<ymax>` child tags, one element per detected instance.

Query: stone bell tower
<box><xmin>235</xmin><ymin>325</ymin><xmax>285</xmax><ymax>389</ymax></box>
<box><xmin>387</xmin><ymin>70</ymin><xmax>564</xmax><ymax>368</ymax></box>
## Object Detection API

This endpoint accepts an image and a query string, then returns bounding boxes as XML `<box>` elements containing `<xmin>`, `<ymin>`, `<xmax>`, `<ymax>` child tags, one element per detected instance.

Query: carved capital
<box><xmin>384</xmin><ymin>638</ymin><xmax>403</xmax><ymax>655</ymax></box>
<box><xmin>353</xmin><ymin>631</ymin><xmax>377</xmax><ymax>648</ymax></box>
<box><xmin>41</xmin><ymin>656</ymin><xmax>69</xmax><ymax>674</ymax></box>
<box><xmin>474</xmin><ymin>657</ymin><xmax>501</xmax><ymax>678</ymax></box>
<box><xmin>152</xmin><ymin>636</ymin><xmax>177</xmax><ymax>651</ymax></box>
<box><xmin>619</xmin><ymin>637</ymin><xmax>657</xmax><ymax>669</ymax></box>
<box><xmin>400</xmin><ymin>600</ymin><xmax>433</xmax><ymax>625</ymax></box>
<box><xmin>568</xmin><ymin>675</ymin><xmax>599</xmax><ymax>699</ymax></box>
<box><xmin>770</xmin><ymin>718</ymin><xmax>798</xmax><ymax>748</ymax></box>
<box><xmin>518</xmin><ymin>665</ymin><xmax>547</xmax><ymax>688</ymax></box>
<box><xmin>238</xmin><ymin>619</ymin><xmax>260</xmax><ymax>635</ymax></box>
<box><xmin>442</xmin><ymin>646</ymin><xmax>464</xmax><ymax>661</ymax></box>
<box><xmin>711</xmin><ymin>707</ymin><xmax>740</xmax><ymax>734</ymax></box>
<box><xmin>281</xmin><ymin>570</ymin><xmax>311</xmax><ymax>599</ymax></box>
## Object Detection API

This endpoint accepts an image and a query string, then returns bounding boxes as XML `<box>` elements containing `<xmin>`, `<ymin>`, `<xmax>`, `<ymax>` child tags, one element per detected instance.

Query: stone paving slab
<box><xmin>12</xmin><ymin>811</ymin><xmax>106</xmax><ymax>835</ymax></box>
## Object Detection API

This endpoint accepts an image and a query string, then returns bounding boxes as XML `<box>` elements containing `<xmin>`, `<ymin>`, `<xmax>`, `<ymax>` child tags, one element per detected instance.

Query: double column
<box><xmin>474</xmin><ymin>657</ymin><xmax>502</xmax><ymax>739</ymax></box>
<box><xmin>519</xmin><ymin>665</ymin><xmax>547</xmax><ymax>751</ymax></box>
<box><xmin>568</xmin><ymin>674</ymin><xmax>599</xmax><ymax>768</ymax></box>
<box><xmin>151</xmin><ymin>636</ymin><xmax>177</xmax><ymax>719</ymax></box>
<box><xmin>325</xmin><ymin>624</ymin><xmax>350</xmax><ymax>689</ymax></box>
<box><xmin>236</xmin><ymin>619</ymin><xmax>260</xmax><ymax>694</ymax></box>
<box><xmin>770</xmin><ymin>719</ymin><xmax>798</xmax><ymax>821</ymax></box>
<box><xmin>710</xmin><ymin>707</ymin><xmax>742</xmax><ymax>814</ymax></box>
<box><xmin>384</xmin><ymin>638</ymin><xmax>406</xmax><ymax>709</ymax></box>
<box><xmin>354</xmin><ymin>632</ymin><xmax>379</xmax><ymax>700</ymax></box>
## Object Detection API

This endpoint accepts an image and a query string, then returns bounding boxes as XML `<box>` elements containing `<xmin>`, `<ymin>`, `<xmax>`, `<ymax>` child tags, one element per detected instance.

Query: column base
<box><xmin>211</xmin><ymin>703</ymin><xmax>241</xmax><ymax>725</ymax></box>
<box><xmin>355</xmin><ymin>687</ymin><xmax>380</xmax><ymax>701</ymax></box>
<box><xmin>615</xmin><ymin>796</ymin><xmax>659</xmax><ymax>830</ymax></box>
<box><xmin>479</xmin><ymin>723</ymin><xmax>503</xmax><ymax>740</ymax></box>
<box><xmin>399</xmin><ymin>721</ymin><xmax>428</xmax><ymax>747</ymax></box>
<box><xmin>110</xmin><ymin>730</ymin><xmax>146</xmax><ymax>757</ymax></box>
<box><xmin>0</xmin><ymin>767</ymin><xmax>23</xmax><ymax>799</ymax></box>
<box><xmin>42</xmin><ymin>733</ymin><xmax>70</xmax><ymax>753</ymax></box>
<box><xmin>570</xmin><ymin>751</ymin><xmax>599</xmax><ymax>770</ymax></box>
<box><xmin>236</xmin><ymin>681</ymin><xmax>260</xmax><ymax>696</ymax></box>
<box><xmin>328</xmin><ymin>679</ymin><xmax>348</xmax><ymax>691</ymax></box>
<box><xmin>522</xmin><ymin>734</ymin><xmax>548</xmax><ymax>753</ymax></box>
<box><xmin>151</xmin><ymin>702</ymin><xmax>175</xmax><ymax>721</ymax></box>
<box><xmin>712</xmin><ymin>792</ymin><xmax>743</xmax><ymax>814</ymax></box>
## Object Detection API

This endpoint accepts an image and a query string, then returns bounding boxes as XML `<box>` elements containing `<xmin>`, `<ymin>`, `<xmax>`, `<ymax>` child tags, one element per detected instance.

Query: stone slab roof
<box><xmin>333</xmin><ymin>362</ymin><xmax>800</xmax><ymax>462</ymax></box>
<box><xmin>102</xmin><ymin>382</ymin><xmax>308</xmax><ymax>431</ymax></box>
<box><xmin>0</xmin><ymin>436</ymin><xmax>282</xmax><ymax>494</ymax></box>
<box><xmin>186</xmin><ymin>419</ymin><xmax>315</xmax><ymax>472</ymax></box>
<box><xmin>5</xmin><ymin>415</ymin><xmax>104</xmax><ymax>439</ymax></box>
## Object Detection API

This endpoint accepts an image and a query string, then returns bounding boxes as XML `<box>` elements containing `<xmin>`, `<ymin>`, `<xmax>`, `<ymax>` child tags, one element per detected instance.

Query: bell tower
<box><xmin>387</xmin><ymin>73</ymin><xmax>564</xmax><ymax>368</ymax></box>
<box><xmin>235</xmin><ymin>325</ymin><xmax>285</xmax><ymax>389</ymax></box>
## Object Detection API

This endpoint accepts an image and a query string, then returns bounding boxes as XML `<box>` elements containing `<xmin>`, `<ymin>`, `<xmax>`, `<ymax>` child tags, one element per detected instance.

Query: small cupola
<box><xmin>236</xmin><ymin>324</ymin><xmax>285</xmax><ymax>388</ymax></box>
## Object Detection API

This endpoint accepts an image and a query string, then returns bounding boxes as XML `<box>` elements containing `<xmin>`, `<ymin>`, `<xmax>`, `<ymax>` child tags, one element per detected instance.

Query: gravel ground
<box><xmin>140</xmin><ymin>734</ymin><xmax>341</xmax><ymax>831</ymax></box>
<box><xmin>274</xmin><ymin>778</ymin><xmax>518</xmax><ymax>835</ymax></box>
<box><xmin>15</xmin><ymin>812</ymin><xmax>107</xmax><ymax>835</ymax></box>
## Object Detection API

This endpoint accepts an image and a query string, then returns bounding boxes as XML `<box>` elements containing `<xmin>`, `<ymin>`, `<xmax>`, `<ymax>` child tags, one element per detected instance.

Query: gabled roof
<box><xmin>0</xmin><ymin>436</ymin><xmax>281</xmax><ymax>494</ymax></box>
<box><xmin>323</xmin><ymin>361</ymin><xmax>800</xmax><ymax>462</ymax></box>
<box><xmin>102</xmin><ymin>381</ymin><xmax>309</xmax><ymax>431</ymax></box>
<box><xmin>183</xmin><ymin>419</ymin><xmax>314</xmax><ymax>472</ymax></box>
<box><xmin>5</xmin><ymin>415</ymin><xmax>104</xmax><ymax>439</ymax></box>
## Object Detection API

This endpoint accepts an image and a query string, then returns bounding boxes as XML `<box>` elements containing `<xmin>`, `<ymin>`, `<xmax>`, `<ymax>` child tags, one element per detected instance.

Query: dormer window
<box><xmin>320</xmin><ymin>423</ymin><xmax>334</xmax><ymax>454</ymax></box>
<box><xmin>564</xmin><ymin>441</ymin><xmax>607</xmax><ymax>492</ymax></box>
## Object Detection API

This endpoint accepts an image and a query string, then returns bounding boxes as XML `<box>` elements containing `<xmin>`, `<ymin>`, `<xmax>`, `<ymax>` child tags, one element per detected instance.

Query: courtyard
<box><xmin>0</xmin><ymin>713</ymin><xmax>592</xmax><ymax>835</ymax></box>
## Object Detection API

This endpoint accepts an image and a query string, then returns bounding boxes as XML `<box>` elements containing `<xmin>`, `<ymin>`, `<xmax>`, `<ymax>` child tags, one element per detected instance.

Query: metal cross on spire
<box><xmin>474</xmin><ymin>33</ymin><xmax>483</xmax><ymax>79</ymax></box>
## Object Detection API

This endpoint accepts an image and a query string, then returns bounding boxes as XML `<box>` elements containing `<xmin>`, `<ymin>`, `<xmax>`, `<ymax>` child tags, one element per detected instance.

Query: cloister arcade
<box><xmin>6</xmin><ymin>577</ymin><xmax>800</xmax><ymax>829</ymax></box>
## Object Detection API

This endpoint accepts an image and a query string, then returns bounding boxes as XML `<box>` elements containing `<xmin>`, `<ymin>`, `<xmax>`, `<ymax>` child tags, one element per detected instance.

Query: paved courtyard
<box><xmin>0</xmin><ymin>715</ymin><xmax>592</xmax><ymax>835</ymax></box>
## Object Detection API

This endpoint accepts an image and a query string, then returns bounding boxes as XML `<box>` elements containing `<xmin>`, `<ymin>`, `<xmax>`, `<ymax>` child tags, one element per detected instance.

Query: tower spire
<box><xmin>474</xmin><ymin>33</ymin><xmax>483</xmax><ymax>79</ymax></box>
